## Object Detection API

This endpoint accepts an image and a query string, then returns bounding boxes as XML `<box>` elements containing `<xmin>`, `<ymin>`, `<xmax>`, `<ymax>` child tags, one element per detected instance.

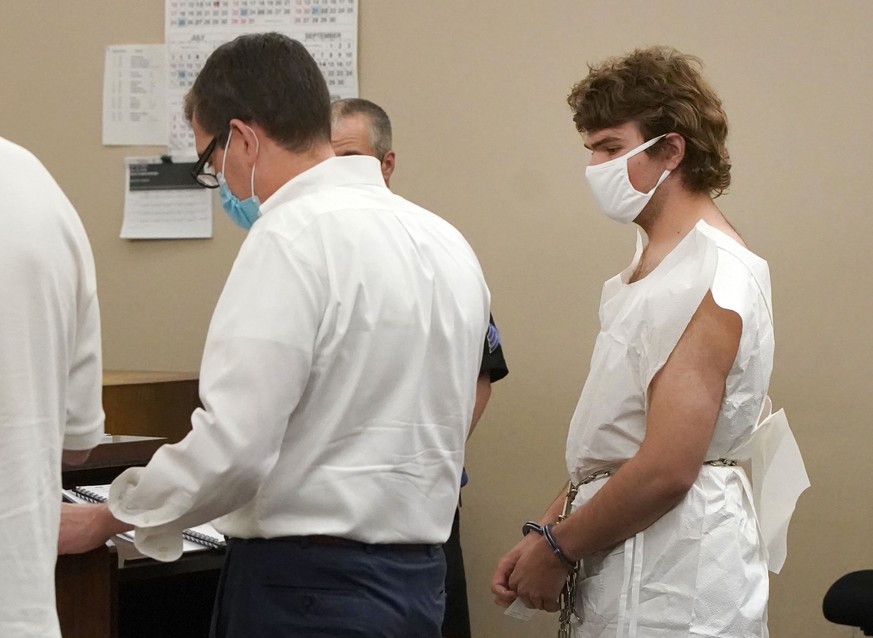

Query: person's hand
<box><xmin>491</xmin><ymin>534</ymin><xmax>539</xmax><ymax>608</ymax></box>
<box><xmin>506</xmin><ymin>533</ymin><xmax>569</xmax><ymax>613</ymax></box>
<box><xmin>58</xmin><ymin>502</ymin><xmax>127</xmax><ymax>554</ymax></box>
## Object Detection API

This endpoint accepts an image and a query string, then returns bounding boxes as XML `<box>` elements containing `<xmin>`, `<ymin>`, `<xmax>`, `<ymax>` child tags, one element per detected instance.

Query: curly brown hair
<box><xmin>567</xmin><ymin>46</ymin><xmax>731</xmax><ymax>197</ymax></box>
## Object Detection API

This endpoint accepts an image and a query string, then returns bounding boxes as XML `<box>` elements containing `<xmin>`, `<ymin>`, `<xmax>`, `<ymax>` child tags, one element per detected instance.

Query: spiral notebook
<box><xmin>64</xmin><ymin>484</ymin><xmax>225</xmax><ymax>550</ymax></box>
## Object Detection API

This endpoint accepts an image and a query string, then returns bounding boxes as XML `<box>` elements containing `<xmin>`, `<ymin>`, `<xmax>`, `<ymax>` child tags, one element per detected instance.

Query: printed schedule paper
<box><xmin>121</xmin><ymin>157</ymin><xmax>212</xmax><ymax>239</ymax></box>
<box><xmin>103</xmin><ymin>45</ymin><xmax>169</xmax><ymax>146</ymax></box>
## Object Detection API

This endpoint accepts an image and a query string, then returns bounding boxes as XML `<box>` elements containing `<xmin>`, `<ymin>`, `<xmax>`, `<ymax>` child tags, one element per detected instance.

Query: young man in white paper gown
<box><xmin>491</xmin><ymin>46</ymin><xmax>809</xmax><ymax>638</ymax></box>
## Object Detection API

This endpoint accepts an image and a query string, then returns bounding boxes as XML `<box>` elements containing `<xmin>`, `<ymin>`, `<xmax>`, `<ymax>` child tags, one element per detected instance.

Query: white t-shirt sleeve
<box><xmin>63</xmin><ymin>206</ymin><xmax>105</xmax><ymax>452</ymax></box>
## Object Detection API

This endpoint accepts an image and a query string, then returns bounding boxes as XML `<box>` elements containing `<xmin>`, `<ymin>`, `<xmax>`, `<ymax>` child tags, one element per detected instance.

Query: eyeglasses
<box><xmin>191</xmin><ymin>136</ymin><xmax>219</xmax><ymax>188</ymax></box>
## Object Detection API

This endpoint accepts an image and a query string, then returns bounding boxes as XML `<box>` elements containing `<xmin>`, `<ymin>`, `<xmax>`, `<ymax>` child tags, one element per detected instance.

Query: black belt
<box><xmin>229</xmin><ymin>535</ymin><xmax>438</xmax><ymax>553</ymax></box>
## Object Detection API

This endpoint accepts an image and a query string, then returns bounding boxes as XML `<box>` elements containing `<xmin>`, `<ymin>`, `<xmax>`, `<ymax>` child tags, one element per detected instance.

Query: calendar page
<box><xmin>165</xmin><ymin>0</ymin><xmax>358</xmax><ymax>154</ymax></box>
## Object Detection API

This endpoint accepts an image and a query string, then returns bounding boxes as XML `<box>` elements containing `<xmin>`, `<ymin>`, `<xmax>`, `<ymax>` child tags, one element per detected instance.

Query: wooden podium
<box><xmin>61</xmin><ymin>435</ymin><xmax>166</xmax><ymax>489</ymax></box>
<box><xmin>55</xmin><ymin>533</ymin><xmax>223</xmax><ymax>638</ymax></box>
<box><xmin>55</xmin><ymin>544</ymin><xmax>118</xmax><ymax>638</ymax></box>
<box><xmin>101</xmin><ymin>370</ymin><xmax>201</xmax><ymax>443</ymax></box>
<box><xmin>56</xmin><ymin>372</ymin><xmax>221</xmax><ymax>638</ymax></box>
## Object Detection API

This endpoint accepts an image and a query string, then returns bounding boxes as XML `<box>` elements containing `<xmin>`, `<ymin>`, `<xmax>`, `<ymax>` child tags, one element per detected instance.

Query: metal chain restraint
<box><xmin>557</xmin><ymin>480</ymin><xmax>581</xmax><ymax>638</ymax></box>
<box><xmin>554</xmin><ymin>461</ymin><xmax>737</xmax><ymax>636</ymax></box>
<box><xmin>556</xmin><ymin>469</ymin><xmax>613</xmax><ymax>638</ymax></box>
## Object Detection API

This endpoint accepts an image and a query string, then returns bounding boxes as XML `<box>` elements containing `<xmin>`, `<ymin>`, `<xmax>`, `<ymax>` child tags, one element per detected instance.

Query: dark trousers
<box><xmin>441</xmin><ymin>508</ymin><xmax>471</xmax><ymax>638</ymax></box>
<box><xmin>210</xmin><ymin>536</ymin><xmax>446</xmax><ymax>638</ymax></box>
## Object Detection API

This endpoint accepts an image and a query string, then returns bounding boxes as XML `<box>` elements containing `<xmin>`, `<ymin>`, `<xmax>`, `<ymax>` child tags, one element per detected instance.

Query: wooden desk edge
<box><xmin>102</xmin><ymin>371</ymin><xmax>199</xmax><ymax>386</ymax></box>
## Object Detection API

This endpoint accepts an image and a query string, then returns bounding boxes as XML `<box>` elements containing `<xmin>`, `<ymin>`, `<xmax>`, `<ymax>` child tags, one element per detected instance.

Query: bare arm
<box><xmin>58</xmin><ymin>503</ymin><xmax>133</xmax><ymax>555</ymax></box>
<box><xmin>551</xmin><ymin>292</ymin><xmax>741</xmax><ymax>559</ymax></box>
<box><xmin>468</xmin><ymin>373</ymin><xmax>492</xmax><ymax>438</ymax></box>
<box><xmin>61</xmin><ymin>448</ymin><xmax>93</xmax><ymax>466</ymax></box>
<box><xmin>490</xmin><ymin>484</ymin><xmax>569</xmax><ymax>606</ymax></box>
<box><xmin>502</xmin><ymin>292</ymin><xmax>741</xmax><ymax>610</ymax></box>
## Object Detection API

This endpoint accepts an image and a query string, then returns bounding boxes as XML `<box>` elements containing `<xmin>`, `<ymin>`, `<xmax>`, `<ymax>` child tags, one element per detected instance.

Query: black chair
<box><xmin>823</xmin><ymin>570</ymin><xmax>873</xmax><ymax>635</ymax></box>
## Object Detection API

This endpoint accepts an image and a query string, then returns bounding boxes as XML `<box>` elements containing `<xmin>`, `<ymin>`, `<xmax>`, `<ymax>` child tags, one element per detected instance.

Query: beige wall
<box><xmin>3</xmin><ymin>1</ymin><xmax>871</xmax><ymax>635</ymax></box>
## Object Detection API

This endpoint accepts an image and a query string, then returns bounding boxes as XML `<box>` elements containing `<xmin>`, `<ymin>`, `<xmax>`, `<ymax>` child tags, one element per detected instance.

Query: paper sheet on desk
<box><xmin>121</xmin><ymin>157</ymin><xmax>212</xmax><ymax>240</ymax></box>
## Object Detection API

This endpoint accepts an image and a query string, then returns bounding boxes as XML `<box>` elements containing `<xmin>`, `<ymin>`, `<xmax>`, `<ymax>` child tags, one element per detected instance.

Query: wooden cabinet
<box><xmin>61</xmin><ymin>435</ymin><xmax>165</xmax><ymax>489</ymax></box>
<box><xmin>56</xmin><ymin>372</ymin><xmax>220</xmax><ymax>638</ymax></box>
<box><xmin>55</xmin><ymin>545</ymin><xmax>118</xmax><ymax>638</ymax></box>
<box><xmin>56</xmin><ymin>534</ymin><xmax>222</xmax><ymax>638</ymax></box>
<box><xmin>102</xmin><ymin>371</ymin><xmax>201</xmax><ymax>443</ymax></box>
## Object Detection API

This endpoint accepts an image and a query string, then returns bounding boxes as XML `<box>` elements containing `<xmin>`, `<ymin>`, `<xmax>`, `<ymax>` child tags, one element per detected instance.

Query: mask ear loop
<box><xmin>220</xmin><ymin>127</ymin><xmax>233</xmax><ymax>177</ymax></box>
<box><xmin>626</xmin><ymin>133</ymin><xmax>667</xmax><ymax>160</ymax></box>
<box><xmin>628</xmin><ymin>134</ymin><xmax>670</xmax><ymax>196</ymax></box>
<box><xmin>245</xmin><ymin>125</ymin><xmax>260</xmax><ymax>199</ymax></box>
<box><xmin>649</xmin><ymin>168</ymin><xmax>671</xmax><ymax>194</ymax></box>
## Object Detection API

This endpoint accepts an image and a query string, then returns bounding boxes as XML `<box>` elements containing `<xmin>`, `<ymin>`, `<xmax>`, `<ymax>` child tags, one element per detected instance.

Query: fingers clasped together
<box><xmin>490</xmin><ymin>531</ymin><xmax>571</xmax><ymax>613</ymax></box>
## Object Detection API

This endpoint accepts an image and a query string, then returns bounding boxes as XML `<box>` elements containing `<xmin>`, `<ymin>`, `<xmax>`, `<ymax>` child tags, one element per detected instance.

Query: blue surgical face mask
<box><xmin>218</xmin><ymin>126</ymin><xmax>261</xmax><ymax>230</ymax></box>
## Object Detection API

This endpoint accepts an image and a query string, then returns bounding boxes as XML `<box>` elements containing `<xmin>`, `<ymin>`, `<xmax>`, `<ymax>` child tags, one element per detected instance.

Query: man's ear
<box><xmin>229</xmin><ymin>118</ymin><xmax>261</xmax><ymax>161</ymax></box>
<box><xmin>662</xmin><ymin>132</ymin><xmax>685</xmax><ymax>170</ymax></box>
<box><xmin>380</xmin><ymin>149</ymin><xmax>396</xmax><ymax>187</ymax></box>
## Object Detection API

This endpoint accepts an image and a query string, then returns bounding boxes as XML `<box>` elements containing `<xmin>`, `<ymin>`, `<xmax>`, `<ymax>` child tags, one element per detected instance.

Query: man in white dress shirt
<box><xmin>60</xmin><ymin>33</ymin><xmax>489</xmax><ymax>638</ymax></box>
<box><xmin>331</xmin><ymin>97</ymin><xmax>510</xmax><ymax>638</ymax></box>
<box><xmin>0</xmin><ymin>137</ymin><xmax>105</xmax><ymax>638</ymax></box>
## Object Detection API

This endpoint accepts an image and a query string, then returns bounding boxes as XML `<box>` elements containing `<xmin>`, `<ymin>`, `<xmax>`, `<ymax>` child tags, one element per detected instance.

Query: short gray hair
<box><xmin>330</xmin><ymin>98</ymin><xmax>393</xmax><ymax>159</ymax></box>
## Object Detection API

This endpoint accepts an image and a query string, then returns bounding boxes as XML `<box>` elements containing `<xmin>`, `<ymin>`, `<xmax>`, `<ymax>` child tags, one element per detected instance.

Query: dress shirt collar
<box><xmin>260</xmin><ymin>155</ymin><xmax>388</xmax><ymax>216</ymax></box>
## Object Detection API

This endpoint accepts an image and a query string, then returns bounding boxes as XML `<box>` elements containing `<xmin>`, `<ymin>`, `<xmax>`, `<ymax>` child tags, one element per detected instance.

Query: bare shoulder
<box><xmin>720</xmin><ymin>224</ymin><xmax>746</xmax><ymax>248</ymax></box>
<box><xmin>682</xmin><ymin>292</ymin><xmax>742</xmax><ymax>373</ymax></box>
<box><xmin>701</xmin><ymin>213</ymin><xmax>747</xmax><ymax>249</ymax></box>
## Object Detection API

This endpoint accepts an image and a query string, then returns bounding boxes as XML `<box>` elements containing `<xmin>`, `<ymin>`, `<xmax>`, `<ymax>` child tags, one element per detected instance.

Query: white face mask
<box><xmin>585</xmin><ymin>134</ymin><xmax>670</xmax><ymax>224</ymax></box>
